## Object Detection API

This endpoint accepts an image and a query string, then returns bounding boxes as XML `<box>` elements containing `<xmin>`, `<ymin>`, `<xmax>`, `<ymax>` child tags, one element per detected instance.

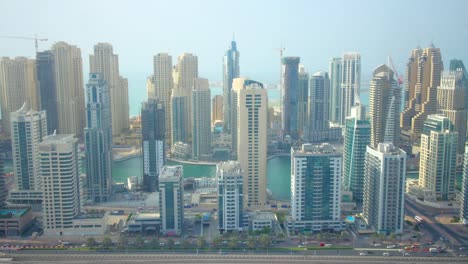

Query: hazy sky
<box><xmin>1</xmin><ymin>0</ymin><xmax>467</xmax><ymax>86</ymax></box>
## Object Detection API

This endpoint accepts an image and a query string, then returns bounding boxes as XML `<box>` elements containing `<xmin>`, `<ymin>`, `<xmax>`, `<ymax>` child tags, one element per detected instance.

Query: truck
<box><xmin>429</xmin><ymin>248</ymin><xmax>438</xmax><ymax>253</ymax></box>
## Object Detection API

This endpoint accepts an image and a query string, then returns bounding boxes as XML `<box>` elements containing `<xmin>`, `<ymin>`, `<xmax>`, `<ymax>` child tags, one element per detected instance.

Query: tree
<box><xmin>181</xmin><ymin>239</ymin><xmax>191</xmax><ymax>249</ymax></box>
<box><xmin>259</xmin><ymin>234</ymin><xmax>271</xmax><ymax>248</ymax></box>
<box><xmin>135</xmin><ymin>235</ymin><xmax>144</xmax><ymax>248</ymax></box>
<box><xmin>197</xmin><ymin>237</ymin><xmax>207</xmax><ymax>248</ymax></box>
<box><xmin>86</xmin><ymin>237</ymin><xmax>96</xmax><ymax>248</ymax></box>
<box><xmin>247</xmin><ymin>237</ymin><xmax>257</xmax><ymax>249</ymax></box>
<box><xmin>212</xmin><ymin>236</ymin><xmax>222</xmax><ymax>248</ymax></box>
<box><xmin>102</xmin><ymin>237</ymin><xmax>112</xmax><ymax>248</ymax></box>
<box><xmin>118</xmin><ymin>236</ymin><xmax>128</xmax><ymax>248</ymax></box>
<box><xmin>389</xmin><ymin>233</ymin><xmax>396</xmax><ymax>242</ymax></box>
<box><xmin>150</xmin><ymin>237</ymin><xmax>160</xmax><ymax>249</ymax></box>
<box><xmin>228</xmin><ymin>236</ymin><xmax>238</xmax><ymax>249</ymax></box>
<box><xmin>316</xmin><ymin>233</ymin><xmax>322</xmax><ymax>241</ymax></box>
<box><xmin>166</xmin><ymin>238</ymin><xmax>175</xmax><ymax>249</ymax></box>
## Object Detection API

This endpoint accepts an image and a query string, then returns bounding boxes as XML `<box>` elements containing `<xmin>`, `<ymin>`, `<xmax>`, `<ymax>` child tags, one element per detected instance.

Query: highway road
<box><xmin>5</xmin><ymin>252</ymin><xmax>468</xmax><ymax>264</ymax></box>
<box><xmin>405</xmin><ymin>195</ymin><xmax>468</xmax><ymax>247</ymax></box>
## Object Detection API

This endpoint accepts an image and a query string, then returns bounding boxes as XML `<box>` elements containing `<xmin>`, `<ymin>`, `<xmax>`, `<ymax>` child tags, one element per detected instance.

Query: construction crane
<box><xmin>388</xmin><ymin>56</ymin><xmax>403</xmax><ymax>85</ymax></box>
<box><xmin>0</xmin><ymin>35</ymin><xmax>48</xmax><ymax>53</ymax></box>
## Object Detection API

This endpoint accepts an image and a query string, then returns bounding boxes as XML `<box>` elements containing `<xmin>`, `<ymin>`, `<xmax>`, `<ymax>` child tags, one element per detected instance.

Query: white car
<box><xmin>382</xmin><ymin>252</ymin><xmax>390</xmax><ymax>256</ymax></box>
<box><xmin>374</xmin><ymin>243</ymin><xmax>382</xmax><ymax>247</ymax></box>
<box><xmin>387</xmin><ymin>245</ymin><xmax>396</xmax><ymax>249</ymax></box>
<box><xmin>359</xmin><ymin>252</ymin><xmax>367</xmax><ymax>256</ymax></box>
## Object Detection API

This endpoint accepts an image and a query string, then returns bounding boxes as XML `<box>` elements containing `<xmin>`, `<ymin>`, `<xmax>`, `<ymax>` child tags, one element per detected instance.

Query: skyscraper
<box><xmin>217</xmin><ymin>161</ymin><xmax>243</xmax><ymax>233</ymax></box>
<box><xmin>171</xmin><ymin>88</ymin><xmax>189</xmax><ymax>147</ymax></box>
<box><xmin>461</xmin><ymin>145</ymin><xmax>468</xmax><ymax>224</ymax></box>
<box><xmin>401</xmin><ymin>45</ymin><xmax>443</xmax><ymax>142</ymax></box>
<box><xmin>159</xmin><ymin>165</ymin><xmax>184</xmax><ymax>236</ymax></box>
<box><xmin>36</xmin><ymin>51</ymin><xmax>58</xmax><ymax>134</ymax></box>
<box><xmin>10</xmin><ymin>103</ymin><xmax>47</xmax><ymax>192</ymax></box>
<box><xmin>369</xmin><ymin>64</ymin><xmax>401</xmax><ymax>149</ymax></box>
<box><xmin>174</xmin><ymin>53</ymin><xmax>198</xmax><ymax>141</ymax></box>
<box><xmin>141</xmin><ymin>99</ymin><xmax>165</xmax><ymax>192</ymax></box>
<box><xmin>40</xmin><ymin>134</ymin><xmax>80</xmax><ymax>236</ymax></box>
<box><xmin>437</xmin><ymin>70</ymin><xmax>467</xmax><ymax>158</ymax></box>
<box><xmin>343</xmin><ymin>104</ymin><xmax>370</xmax><ymax>203</ymax></box>
<box><xmin>419</xmin><ymin>115</ymin><xmax>458</xmax><ymax>201</ymax></box>
<box><xmin>0</xmin><ymin>57</ymin><xmax>40</xmax><ymax>136</ymax></box>
<box><xmin>306</xmin><ymin>71</ymin><xmax>341</xmax><ymax>142</ymax></box>
<box><xmin>191</xmin><ymin>78</ymin><xmax>211</xmax><ymax>161</ymax></box>
<box><xmin>212</xmin><ymin>95</ymin><xmax>223</xmax><ymax>126</ymax></box>
<box><xmin>223</xmin><ymin>40</ymin><xmax>240</xmax><ymax>133</ymax></box>
<box><xmin>0</xmin><ymin>145</ymin><xmax>7</xmax><ymax>207</ymax></box>
<box><xmin>363</xmin><ymin>143</ymin><xmax>406</xmax><ymax>234</ymax></box>
<box><xmin>84</xmin><ymin>73</ymin><xmax>112</xmax><ymax>203</ymax></box>
<box><xmin>281</xmin><ymin>57</ymin><xmax>300</xmax><ymax>140</ymax></box>
<box><xmin>235</xmin><ymin>79</ymin><xmax>267</xmax><ymax>209</ymax></box>
<box><xmin>281</xmin><ymin>57</ymin><xmax>300</xmax><ymax>139</ymax></box>
<box><xmin>289</xmin><ymin>143</ymin><xmax>344</xmax><ymax>232</ymax></box>
<box><xmin>90</xmin><ymin>43</ymin><xmax>129</xmax><ymax>136</ymax></box>
<box><xmin>340</xmin><ymin>53</ymin><xmax>361</xmax><ymax>125</ymax></box>
<box><xmin>329</xmin><ymin>58</ymin><xmax>342</xmax><ymax>124</ymax></box>
<box><xmin>297</xmin><ymin>65</ymin><xmax>309</xmax><ymax>139</ymax></box>
<box><xmin>152</xmin><ymin>53</ymin><xmax>173</xmax><ymax>146</ymax></box>
<box><xmin>51</xmin><ymin>42</ymin><xmax>85</xmax><ymax>139</ymax></box>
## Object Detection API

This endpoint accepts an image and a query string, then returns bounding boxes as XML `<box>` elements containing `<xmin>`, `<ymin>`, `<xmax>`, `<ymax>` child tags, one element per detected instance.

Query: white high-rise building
<box><xmin>152</xmin><ymin>53</ymin><xmax>173</xmax><ymax>146</ymax></box>
<box><xmin>0</xmin><ymin>57</ymin><xmax>40</xmax><ymax>136</ymax></box>
<box><xmin>159</xmin><ymin>166</ymin><xmax>184</xmax><ymax>236</ymax></box>
<box><xmin>363</xmin><ymin>143</ymin><xmax>406</xmax><ymax>234</ymax></box>
<box><xmin>51</xmin><ymin>42</ymin><xmax>85</xmax><ymax>139</ymax></box>
<box><xmin>90</xmin><ymin>43</ymin><xmax>129</xmax><ymax>136</ymax></box>
<box><xmin>419</xmin><ymin>115</ymin><xmax>458</xmax><ymax>201</ymax></box>
<box><xmin>191</xmin><ymin>78</ymin><xmax>211</xmax><ymax>161</ymax></box>
<box><xmin>40</xmin><ymin>134</ymin><xmax>80</xmax><ymax>236</ymax></box>
<box><xmin>288</xmin><ymin>143</ymin><xmax>344</xmax><ymax>232</ymax></box>
<box><xmin>340</xmin><ymin>52</ymin><xmax>361</xmax><ymax>125</ymax></box>
<box><xmin>235</xmin><ymin>78</ymin><xmax>267</xmax><ymax>209</ymax></box>
<box><xmin>329</xmin><ymin>58</ymin><xmax>342</xmax><ymax>124</ymax></box>
<box><xmin>217</xmin><ymin>161</ymin><xmax>243</xmax><ymax>233</ymax></box>
<box><xmin>10</xmin><ymin>103</ymin><xmax>47</xmax><ymax>192</ymax></box>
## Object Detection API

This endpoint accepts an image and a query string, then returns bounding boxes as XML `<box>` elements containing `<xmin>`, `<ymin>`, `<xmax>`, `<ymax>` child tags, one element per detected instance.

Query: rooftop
<box><xmin>0</xmin><ymin>208</ymin><xmax>29</xmax><ymax>218</ymax></box>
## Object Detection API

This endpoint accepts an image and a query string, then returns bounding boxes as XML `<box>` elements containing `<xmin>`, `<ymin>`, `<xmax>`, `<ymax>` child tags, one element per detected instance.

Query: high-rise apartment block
<box><xmin>306</xmin><ymin>71</ymin><xmax>341</xmax><ymax>142</ymax></box>
<box><xmin>329</xmin><ymin>58</ymin><xmax>342</xmax><ymax>124</ymax></box>
<box><xmin>151</xmin><ymin>53</ymin><xmax>173</xmax><ymax>145</ymax></box>
<box><xmin>84</xmin><ymin>73</ymin><xmax>112</xmax><ymax>203</ymax></box>
<box><xmin>419</xmin><ymin>115</ymin><xmax>458</xmax><ymax>201</ymax></box>
<box><xmin>343</xmin><ymin>104</ymin><xmax>370</xmax><ymax>203</ymax></box>
<box><xmin>461</xmin><ymin>145</ymin><xmax>468</xmax><ymax>224</ymax></box>
<box><xmin>90</xmin><ymin>43</ymin><xmax>129</xmax><ymax>136</ymax></box>
<box><xmin>281</xmin><ymin>57</ymin><xmax>300</xmax><ymax>140</ymax></box>
<box><xmin>437</xmin><ymin>70</ymin><xmax>466</xmax><ymax>158</ymax></box>
<box><xmin>51</xmin><ymin>42</ymin><xmax>85</xmax><ymax>139</ymax></box>
<box><xmin>217</xmin><ymin>161</ymin><xmax>243</xmax><ymax>233</ymax></box>
<box><xmin>158</xmin><ymin>166</ymin><xmax>184</xmax><ymax>236</ymax></box>
<box><xmin>223</xmin><ymin>40</ymin><xmax>240</xmax><ymax>133</ymax></box>
<box><xmin>40</xmin><ymin>134</ymin><xmax>80</xmax><ymax>236</ymax></box>
<box><xmin>401</xmin><ymin>45</ymin><xmax>443</xmax><ymax>142</ymax></box>
<box><xmin>212</xmin><ymin>95</ymin><xmax>223</xmax><ymax>126</ymax></box>
<box><xmin>235</xmin><ymin>79</ymin><xmax>267</xmax><ymax>209</ymax></box>
<box><xmin>141</xmin><ymin>99</ymin><xmax>165</xmax><ymax>192</ymax></box>
<box><xmin>297</xmin><ymin>65</ymin><xmax>309</xmax><ymax>139</ymax></box>
<box><xmin>0</xmin><ymin>57</ymin><xmax>40</xmax><ymax>136</ymax></box>
<box><xmin>363</xmin><ymin>143</ymin><xmax>406</xmax><ymax>234</ymax></box>
<box><xmin>340</xmin><ymin>53</ymin><xmax>361</xmax><ymax>125</ymax></box>
<box><xmin>10</xmin><ymin>104</ymin><xmax>47</xmax><ymax>192</ymax></box>
<box><xmin>369</xmin><ymin>64</ymin><xmax>400</xmax><ymax>148</ymax></box>
<box><xmin>191</xmin><ymin>78</ymin><xmax>211</xmax><ymax>161</ymax></box>
<box><xmin>288</xmin><ymin>143</ymin><xmax>344</xmax><ymax>232</ymax></box>
<box><xmin>36</xmin><ymin>51</ymin><xmax>58</xmax><ymax>134</ymax></box>
<box><xmin>171</xmin><ymin>88</ymin><xmax>189</xmax><ymax>147</ymax></box>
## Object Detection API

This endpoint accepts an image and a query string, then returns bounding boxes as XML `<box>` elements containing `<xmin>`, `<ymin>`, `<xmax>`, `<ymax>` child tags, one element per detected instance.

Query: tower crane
<box><xmin>0</xmin><ymin>35</ymin><xmax>48</xmax><ymax>53</ymax></box>
<box><xmin>388</xmin><ymin>56</ymin><xmax>403</xmax><ymax>86</ymax></box>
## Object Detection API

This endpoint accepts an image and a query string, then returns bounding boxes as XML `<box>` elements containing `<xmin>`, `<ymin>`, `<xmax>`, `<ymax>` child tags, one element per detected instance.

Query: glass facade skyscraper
<box><xmin>222</xmin><ymin>40</ymin><xmax>239</xmax><ymax>133</ymax></box>
<box><xmin>281</xmin><ymin>57</ymin><xmax>300</xmax><ymax>140</ymax></box>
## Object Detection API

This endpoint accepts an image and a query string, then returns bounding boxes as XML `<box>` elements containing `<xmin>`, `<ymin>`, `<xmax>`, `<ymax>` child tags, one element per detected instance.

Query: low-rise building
<box><xmin>126</xmin><ymin>212</ymin><xmax>161</xmax><ymax>234</ymax></box>
<box><xmin>0</xmin><ymin>207</ymin><xmax>33</xmax><ymax>236</ymax></box>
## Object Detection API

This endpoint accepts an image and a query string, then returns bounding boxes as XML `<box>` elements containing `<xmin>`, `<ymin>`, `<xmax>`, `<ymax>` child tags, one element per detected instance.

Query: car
<box><xmin>460</xmin><ymin>247</ymin><xmax>467</xmax><ymax>250</ymax></box>
<box><xmin>174</xmin><ymin>242</ymin><xmax>181</xmax><ymax>245</ymax></box>
<box><xmin>159</xmin><ymin>242</ymin><xmax>165</xmax><ymax>247</ymax></box>
<box><xmin>374</xmin><ymin>243</ymin><xmax>382</xmax><ymax>247</ymax></box>
<box><xmin>297</xmin><ymin>245</ymin><xmax>304</xmax><ymax>248</ymax></box>
<box><xmin>404</xmin><ymin>252</ymin><xmax>411</xmax><ymax>256</ymax></box>
<box><xmin>359</xmin><ymin>252</ymin><xmax>367</xmax><ymax>256</ymax></box>
<box><xmin>382</xmin><ymin>252</ymin><xmax>390</xmax><ymax>256</ymax></box>
<box><xmin>387</xmin><ymin>245</ymin><xmax>396</xmax><ymax>249</ymax></box>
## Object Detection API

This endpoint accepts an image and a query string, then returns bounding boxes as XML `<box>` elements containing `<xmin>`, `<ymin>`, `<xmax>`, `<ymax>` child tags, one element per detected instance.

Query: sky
<box><xmin>1</xmin><ymin>0</ymin><xmax>467</xmax><ymax>92</ymax></box>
